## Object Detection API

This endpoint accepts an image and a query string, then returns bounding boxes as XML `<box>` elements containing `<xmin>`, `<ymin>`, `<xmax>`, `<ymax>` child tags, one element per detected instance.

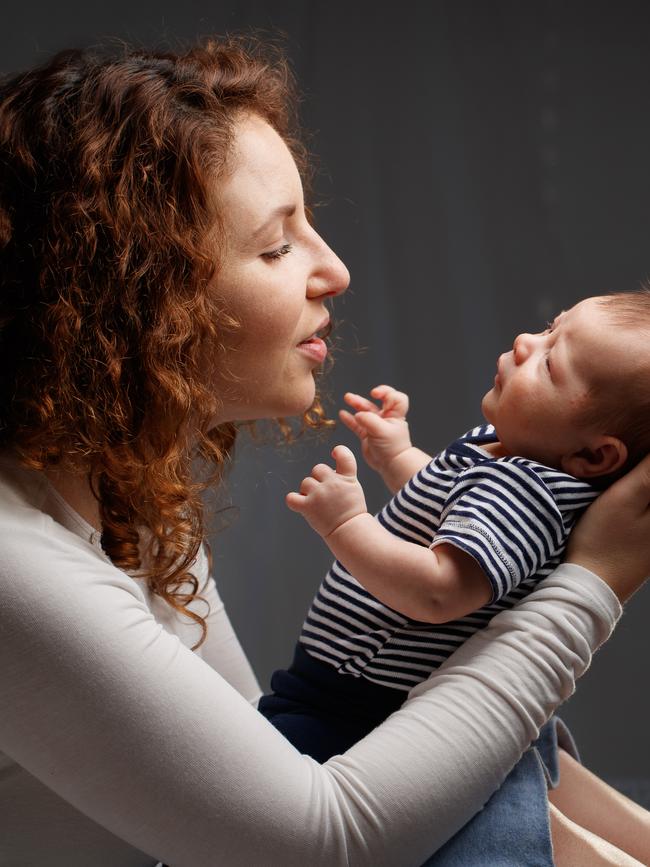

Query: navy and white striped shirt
<box><xmin>298</xmin><ymin>425</ymin><xmax>599</xmax><ymax>692</ymax></box>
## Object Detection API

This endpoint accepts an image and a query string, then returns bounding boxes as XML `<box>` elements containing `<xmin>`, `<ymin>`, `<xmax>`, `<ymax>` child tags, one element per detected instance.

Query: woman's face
<box><xmin>211</xmin><ymin>114</ymin><xmax>350</xmax><ymax>422</ymax></box>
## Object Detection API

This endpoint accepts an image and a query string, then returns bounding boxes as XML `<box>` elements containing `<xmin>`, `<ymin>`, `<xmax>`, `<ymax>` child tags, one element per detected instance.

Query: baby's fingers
<box><xmin>299</xmin><ymin>475</ymin><xmax>319</xmax><ymax>495</ymax></box>
<box><xmin>353</xmin><ymin>410</ymin><xmax>391</xmax><ymax>437</ymax></box>
<box><xmin>332</xmin><ymin>444</ymin><xmax>357</xmax><ymax>478</ymax></box>
<box><xmin>311</xmin><ymin>463</ymin><xmax>332</xmax><ymax>482</ymax></box>
<box><xmin>339</xmin><ymin>408</ymin><xmax>368</xmax><ymax>439</ymax></box>
<box><xmin>370</xmin><ymin>384</ymin><xmax>409</xmax><ymax>418</ymax></box>
<box><xmin>343</xmin><ymin>391</ymin><xmax>381</xmax><ymax>414</ymax></box>
<box><xmin>286</xmin><ymin>491</ymin><xmax>307</xmax><ymax>512</ymax></box>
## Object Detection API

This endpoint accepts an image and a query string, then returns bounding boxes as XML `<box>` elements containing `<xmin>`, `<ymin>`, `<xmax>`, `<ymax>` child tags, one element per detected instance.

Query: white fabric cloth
<box><xmin>0</xmin><ymin>450</ymin><xmax>621</xmax><ymax>867</ymax></box>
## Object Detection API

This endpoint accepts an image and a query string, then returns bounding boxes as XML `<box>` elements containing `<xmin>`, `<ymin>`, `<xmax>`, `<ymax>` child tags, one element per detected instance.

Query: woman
<box><xmin>0</xmin><ymin>37</ymin><xmax>647</xmax><ymax>867</ymax></box>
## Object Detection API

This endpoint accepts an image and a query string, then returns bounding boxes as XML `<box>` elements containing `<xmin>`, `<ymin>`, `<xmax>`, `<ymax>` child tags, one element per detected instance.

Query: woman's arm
<box><xmin>2</xmin><ymin>456</ymin><xmax>648</xmax><ymax>867</ymax></box>
<box><xmin>198</xmin><ymin>576</ymin><xmax>263</xmax><ymax>704</ymax></box>
<box><xmin>0</xmin><ymin>541</ymin><xmax>618</xmax><ymax>867</ymax></box>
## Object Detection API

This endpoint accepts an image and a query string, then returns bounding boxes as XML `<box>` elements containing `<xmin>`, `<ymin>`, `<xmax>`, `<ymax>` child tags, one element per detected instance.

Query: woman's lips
<box><xmin>297</xmin><ymin>336</ymin><xmax>328</xmax><ymax>363</ymax></box>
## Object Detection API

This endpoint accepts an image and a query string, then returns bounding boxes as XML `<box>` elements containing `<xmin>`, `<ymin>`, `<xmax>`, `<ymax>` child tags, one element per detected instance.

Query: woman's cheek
<box><xmin>261</xmin><ymin>295</ymin><xmax>303</xmax><ymax>346</ymax></box>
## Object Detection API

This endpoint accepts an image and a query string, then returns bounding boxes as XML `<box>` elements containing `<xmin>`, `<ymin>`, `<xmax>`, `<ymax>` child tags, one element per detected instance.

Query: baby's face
<box><xmin>481</xmin><ymin>296</ymin><xmax>641</xmax><ymax>468</ymax></box>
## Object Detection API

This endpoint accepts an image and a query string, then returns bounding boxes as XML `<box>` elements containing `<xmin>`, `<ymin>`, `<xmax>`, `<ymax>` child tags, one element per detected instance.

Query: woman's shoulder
<box><xmin>0</xmin><ymin>450</ymin><xmax>149</xmax><ymax>613</ymax></box>
<box><xmin>0</xmin><ymin>450</ymin><xmax>212</xmax><ymax>652</ymax></box>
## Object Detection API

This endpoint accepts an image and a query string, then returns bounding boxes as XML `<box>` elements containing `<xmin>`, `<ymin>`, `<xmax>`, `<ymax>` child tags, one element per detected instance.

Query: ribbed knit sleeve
<box><xmin>0</xmin><ymin>491</ymin><xmax>620</xmax><ymax>867</ymax></box>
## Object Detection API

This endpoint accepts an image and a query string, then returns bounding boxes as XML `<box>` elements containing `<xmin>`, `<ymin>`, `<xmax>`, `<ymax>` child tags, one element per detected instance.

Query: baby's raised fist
<box><xmin>286</xmin><ymin>445</ymin><xmax>367</xmax><ymax>538</ymax></box>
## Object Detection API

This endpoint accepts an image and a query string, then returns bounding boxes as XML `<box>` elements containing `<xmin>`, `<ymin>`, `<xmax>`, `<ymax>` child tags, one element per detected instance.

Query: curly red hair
<box><xmin>0</xmin><ymin>37</ymin><xmax>334</xmax><ymax>646</ymax></box>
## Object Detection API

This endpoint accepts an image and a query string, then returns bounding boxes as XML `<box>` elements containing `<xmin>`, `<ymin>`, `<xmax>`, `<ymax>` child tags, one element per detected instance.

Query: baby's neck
<box><xmin>480</xmin><ymin>440</ymin><xmax>512</xmax><ymax>459</ymax></box>
<box><xmin>481</xmin><ymin>439</ymin><xmax>565</xmax><ymax>470</ymax></box>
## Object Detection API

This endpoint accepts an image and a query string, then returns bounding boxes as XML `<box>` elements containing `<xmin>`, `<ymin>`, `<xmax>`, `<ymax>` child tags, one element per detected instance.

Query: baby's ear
<box><xmin>561</xmin><ymin>436</ymin><xmax>628</xmax><ymax>479</ymax></box>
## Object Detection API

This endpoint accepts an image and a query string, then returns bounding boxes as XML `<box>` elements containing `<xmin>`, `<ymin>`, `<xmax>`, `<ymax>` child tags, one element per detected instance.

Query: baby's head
<box><xmin>481</xmin><ymin>289</ymin><xmax>650</xmax><ymax>481</ymax></box>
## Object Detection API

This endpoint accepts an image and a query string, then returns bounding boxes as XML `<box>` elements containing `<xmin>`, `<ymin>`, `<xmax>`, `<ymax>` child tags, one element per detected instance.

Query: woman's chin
<box><xmin>283</xmin><ymin>397</ymin><xmax>317</xmax><ymax>421</ymax></box>
<box><xmin>239</xmin><ymin>392</ymin><xmax>317</xmax><ymax>424</ymax></box>
<box><xmin>284</xmin><ymin>380</ymin><xmax>317</xmax><ymax>417</ymax></box>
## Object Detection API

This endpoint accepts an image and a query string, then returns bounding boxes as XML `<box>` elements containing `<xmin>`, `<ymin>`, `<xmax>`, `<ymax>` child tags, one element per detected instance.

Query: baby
<box><xmin>259</xmin><ymin>290</ymin><xmax>650</xmax><ymax>863</ymax></box>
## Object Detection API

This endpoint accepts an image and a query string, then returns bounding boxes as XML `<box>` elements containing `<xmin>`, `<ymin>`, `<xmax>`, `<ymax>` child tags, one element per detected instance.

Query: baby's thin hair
<box><xmin>583</xmin><ymin>286</ymin><xmax>650</xmax><ymax>477</ymax></box>
<box><xmin>596</xmin><ymin>284</ymin><xmax>650</xmax><ymax>326</ymax></box>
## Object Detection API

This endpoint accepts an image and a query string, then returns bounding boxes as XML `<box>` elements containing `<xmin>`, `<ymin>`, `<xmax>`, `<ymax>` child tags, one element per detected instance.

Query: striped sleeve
<box><xmin>431</xmin><ymin>459</ymin><xmax>567</xmax><ymax>601</ymax></box>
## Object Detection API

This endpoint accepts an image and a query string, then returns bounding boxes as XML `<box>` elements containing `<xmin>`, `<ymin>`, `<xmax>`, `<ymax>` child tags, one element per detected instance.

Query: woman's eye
<box><xmin>262</xmin><ymin>243</ymin><xmax>293</xmax><ymax>261</ymax></box>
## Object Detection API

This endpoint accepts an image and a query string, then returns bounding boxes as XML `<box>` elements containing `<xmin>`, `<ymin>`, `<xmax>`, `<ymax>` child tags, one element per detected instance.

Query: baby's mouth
<box><xmin>494</xmin><ymin>354</ymin><xmax>507</xmax><ymax>388</ymax></box>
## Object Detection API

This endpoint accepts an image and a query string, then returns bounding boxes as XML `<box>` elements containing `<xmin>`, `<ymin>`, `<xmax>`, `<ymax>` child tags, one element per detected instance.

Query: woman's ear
<box><xmin>561</xmin><ymin>436</ymin><xmax>628</xmax><ymax>479</ymax></box>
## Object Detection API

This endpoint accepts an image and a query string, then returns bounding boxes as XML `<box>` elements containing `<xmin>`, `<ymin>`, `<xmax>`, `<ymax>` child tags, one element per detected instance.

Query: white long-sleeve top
<box><xmin>0</xmin><ymin>450</ymin><xmax>621</xmax><ymax>867</ymax></box>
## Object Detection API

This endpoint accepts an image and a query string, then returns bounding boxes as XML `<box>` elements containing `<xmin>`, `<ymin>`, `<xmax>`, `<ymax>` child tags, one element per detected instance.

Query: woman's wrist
<box><xmin>548</xmin><ymin>562</ymin><xmax>623</xmax><ymax>626</ymax></box>
<box><xmin>565</xmin><ymin>541</ymin><xmax>649</xmax><ymax>604</ymax></box>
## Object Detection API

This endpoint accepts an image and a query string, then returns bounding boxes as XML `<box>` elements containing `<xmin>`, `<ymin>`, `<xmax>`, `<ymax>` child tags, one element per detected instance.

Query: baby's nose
<box><xmin>513</xmin><ymin>332</ymin><xmax>534</xmax><ymax>364</ymax></box>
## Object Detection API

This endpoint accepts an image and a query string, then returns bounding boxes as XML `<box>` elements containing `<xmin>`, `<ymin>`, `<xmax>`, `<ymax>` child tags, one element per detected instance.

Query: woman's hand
<box><xmin>286</xmin><ymin>445</ymin><xmax>368</xmax><ymax>538</ymax></box>
<box><xmin>566</xmin><ymin>453</ymin><xmax>650</xmax><ymax>601</ymax></box>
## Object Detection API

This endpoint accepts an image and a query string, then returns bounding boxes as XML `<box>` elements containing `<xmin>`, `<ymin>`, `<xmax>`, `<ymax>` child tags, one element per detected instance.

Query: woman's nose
<box><xmin>307</xmin><ymin>236</ymin><xmax>350</xmax><ymax>299</ymax></box>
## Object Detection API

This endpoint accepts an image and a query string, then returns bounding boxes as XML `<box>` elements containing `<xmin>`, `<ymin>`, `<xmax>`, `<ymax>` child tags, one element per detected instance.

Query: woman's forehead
<box><xmin>219</xmin><ymin>115</ymin><xmax>302</xmax><ymax>230</ymax></box>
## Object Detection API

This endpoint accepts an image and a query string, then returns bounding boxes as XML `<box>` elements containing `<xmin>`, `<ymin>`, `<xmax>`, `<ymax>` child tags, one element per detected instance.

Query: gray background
<box><xmin>4</xmin><ymin>1</ymin><xmax>648</xmax><ymax>789</ymax></box>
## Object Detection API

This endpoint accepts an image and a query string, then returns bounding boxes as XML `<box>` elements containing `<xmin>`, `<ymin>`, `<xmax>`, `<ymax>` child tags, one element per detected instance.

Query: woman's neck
<box><xmin>43</xmin><ymin>464</ymin><xmax>102</xmax><ymax>532</ymax></box>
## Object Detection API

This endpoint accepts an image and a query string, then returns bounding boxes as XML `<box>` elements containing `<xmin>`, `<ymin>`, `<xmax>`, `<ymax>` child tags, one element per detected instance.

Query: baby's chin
<box><xmin>480</xmin><ymin>390</ymin><xmax>495</xmax><ymax>424</ymax></box>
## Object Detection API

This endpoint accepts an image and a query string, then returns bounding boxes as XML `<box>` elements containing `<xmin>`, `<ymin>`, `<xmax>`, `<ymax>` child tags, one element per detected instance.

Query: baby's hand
<box><xmin>286</xmin><ymin>445</ymin><xmax>368</xmax><ymax>538</ymax></box>
<box><xmin>339</xmin><ymin>385</ymin><xmax>413</xmax><ymax>473</ymax></box>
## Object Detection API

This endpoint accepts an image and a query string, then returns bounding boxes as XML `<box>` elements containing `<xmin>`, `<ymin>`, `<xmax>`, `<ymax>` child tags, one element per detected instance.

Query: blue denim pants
<box><xmin>420</xmin><ymin>717</ymin><xmax>575</xmax><ymax>866</ymax></box>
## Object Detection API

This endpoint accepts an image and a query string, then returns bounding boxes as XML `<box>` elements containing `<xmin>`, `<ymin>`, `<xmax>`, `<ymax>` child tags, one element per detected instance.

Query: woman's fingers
<box><xmin>606</xmin><ymin>451</ymin><xmax>650</xmax><ymax>510</ymax></box>
<box><xmin>567</xmin><ymin>452</ymin><xmax>650</xmax><ymax>602</ymax></box>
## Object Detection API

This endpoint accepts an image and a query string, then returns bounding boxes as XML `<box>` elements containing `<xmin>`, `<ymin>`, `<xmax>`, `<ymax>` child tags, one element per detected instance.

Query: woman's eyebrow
<box><xmin>251</xmin><ymin>204</ymin><xmax>296</xmax><ymax>240</ymax></box>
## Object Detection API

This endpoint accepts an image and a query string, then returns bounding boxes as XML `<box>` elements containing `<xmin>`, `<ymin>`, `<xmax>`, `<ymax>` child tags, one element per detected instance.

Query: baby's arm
<box><xmin>286</xmin><ymin>445</ymin><xmax>492</xmax><ymax>623</ymax></box>
<box><xmin>339</xmin><ymin>385</ymin><xmax>432</xmax><ymax>494</ymax></box>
